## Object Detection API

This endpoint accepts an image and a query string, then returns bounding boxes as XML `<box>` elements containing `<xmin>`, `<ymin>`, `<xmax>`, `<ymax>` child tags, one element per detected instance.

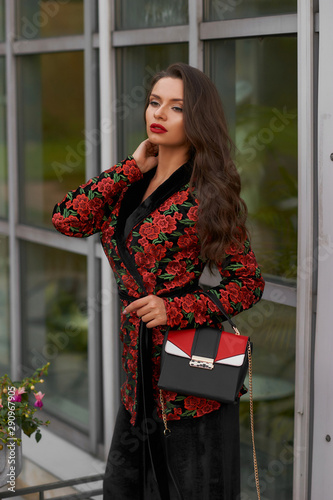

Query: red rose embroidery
<box><xmin>166</xmin><ymin>301</ymin><xmax>183</xmax><ymax>327</ymax></box>
<box><xmin>225</xmin><ymin>282</ymin><xmax>241</xmax><ymax>303</ymax></box>
<box><xmin>134</xmin><ymin>252</ymin><xmax>155</xmax><ymax>269</ymax></box>
<box><xmin>184</xmin><ymin>396</ymin><xmax>200</xmax><ymax>411</ymax></box>
<box><xmin>180</xmin><ymin>294</ymin><xmax>197</xmax><ymax>313</ymax></box>
<box><xmin>139</xmin><ymin>223</ymin><xmax>160</xmax><ymax>240</ymax></box>
<box><xmin>153</xmin><ymin>214</ymin><xmax>178</xmax><ymax>234</ymax></box>
<box><xmin>187</xmin><ymin>205</ymin><xmax>198</xmax><ymax>221</ymax></box>
<box><xmin>96</xmin><ymin>177</ymin><xmax>115</xmax><ymax>196</ymax></box>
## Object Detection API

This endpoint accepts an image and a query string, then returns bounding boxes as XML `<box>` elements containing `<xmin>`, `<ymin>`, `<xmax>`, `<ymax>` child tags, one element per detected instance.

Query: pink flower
<box><xmin>12</xmin><ymin>387</ymin><xmax>26</xmax><ymax>402</ymax></box>
<box><xmin>0</xmin><ymin>399</ymin><xmax>3</xmax><ymax>408</ymax></box>
<box><xmin>34</xmin><ymin>391</ymin><xmax>45</xmax><ymax>408</ymax></box>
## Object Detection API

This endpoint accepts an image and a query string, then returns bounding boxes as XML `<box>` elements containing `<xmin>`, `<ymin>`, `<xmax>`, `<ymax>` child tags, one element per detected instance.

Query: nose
<box><xmin>154</xmin><ymin>104</ymin><xmax>166</xmax><ymax>120</ymax></box>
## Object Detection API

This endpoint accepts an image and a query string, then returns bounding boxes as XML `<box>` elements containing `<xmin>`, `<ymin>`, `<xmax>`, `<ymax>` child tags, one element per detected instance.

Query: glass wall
<box><xmin>116</xmin><ymin>43</ymin><xmax>188</xmax><ymax>158</ymax></box>
<box><xmin>203</xmin><ymin>0</ymin><xmax>297</xmax><ymax>21</ymax></box>
<box><xmin>115</xmin><ymin>0</ymin><xmax>188</xmax><ymax>30</ymax></box>
<box><xmin>17</xmin><ymin>51</ymin><xmax>85</xmax><ymax>229</ymax></box>
<box><xmin>206</xmin><ymin>36</ymin><xmax>298</xmax><ymax>282</ymax></box>
<box><xmin>0</xmin><ymin>1</ymin><xmax>100</xmax><ymax>453</ymax></box>
<box><xmin>238</xmin><ymin>302</ymin><xmax>295</xmax><ymax>499</ymax></box>
<box><xmin>21</xmin><ymin>242</ymin><xmax>89</xmax><ymax>429</ymax></box>
<box><xmin>206</xmin><ymin>31</ymin><xmax>297</xmax><ymax>500</ymax></box>
<box><xmin>0</xmin><ymin>56</ymin><xmax>7</xmax><ymax>219</ymax></box>
<box><xmin>16</xmin><ymin>0</ymin><xmax>84</xmax><ymax>39</ymax></box>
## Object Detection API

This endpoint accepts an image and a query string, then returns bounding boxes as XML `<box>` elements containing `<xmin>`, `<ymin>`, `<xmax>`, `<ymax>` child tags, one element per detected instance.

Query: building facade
<box><xmin>0</xmin><ymin>0</ymin><xmax>332</xmax><ymax>498</ymax></box>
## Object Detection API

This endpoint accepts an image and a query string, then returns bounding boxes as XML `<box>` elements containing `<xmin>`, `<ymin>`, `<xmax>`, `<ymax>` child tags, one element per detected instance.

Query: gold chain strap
<box><xmin>248</xmin><ymin>343</ymin><xmax>261</xmax><ymax>499</ymax></box>
<box><xmin>159</xmin><ymin>345</ymin><xmax>261</xmax><ymax>499</ymax></box>
<box><xmin>159</xmin><ymin>389</ymin><xmax>171</xmax><ymax>436</ymax></box>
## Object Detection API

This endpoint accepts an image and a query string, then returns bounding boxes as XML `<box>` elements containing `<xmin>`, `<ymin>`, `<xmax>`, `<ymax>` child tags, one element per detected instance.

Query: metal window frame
<box><xmin>3</xmin><ymin>0</ymin><xmax>103</xmax><ymax>456</ymax></box>
<box><xmin>293</xmin><ymin>1</ymin><xmax>316</xmax><ymax>498</ymax></box>
<box><xmin>5</xmin><ymin>0</ymin><xmax>21</xmax><ymax>380</ymax></box>
<box><xmin>311</xmin><ymin>0</ymin><xmax>333</xmax><ymax>497</ymax></box>
<box><xmin>98</xmin><ymin>0</ymin><xmax>121</xmax><ymax>460</ymax></box>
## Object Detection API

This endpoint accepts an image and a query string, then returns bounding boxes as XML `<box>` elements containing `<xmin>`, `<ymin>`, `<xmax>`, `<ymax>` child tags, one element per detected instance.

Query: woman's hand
<box><xmin>123</xmin><ymin>295</ymin><xmax>167</xmax><ymax>328</ymax></box>
<box><xmin>132</xmin><ymin>139</ymin><xmax>159</xmax><ymax>173</ymax></box>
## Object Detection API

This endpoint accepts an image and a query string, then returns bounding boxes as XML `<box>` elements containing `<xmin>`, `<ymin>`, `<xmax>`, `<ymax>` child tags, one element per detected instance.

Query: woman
<box><xmin>52</xmin><ymin>63</ymin><xmax>265</xmax><ymax>499</ymax></box>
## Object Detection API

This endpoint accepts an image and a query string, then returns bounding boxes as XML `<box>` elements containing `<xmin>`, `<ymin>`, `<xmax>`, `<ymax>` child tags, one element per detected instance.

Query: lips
<box><xmin>150</xmin><ymin>123</ymin><xmax>167</xmax><ymax>133</ymax></box>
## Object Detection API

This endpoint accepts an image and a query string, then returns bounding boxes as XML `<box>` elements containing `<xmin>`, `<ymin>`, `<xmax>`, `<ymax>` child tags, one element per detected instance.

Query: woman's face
<box><xmin>145</xmin><ymin>77</ymin><xmax>188</xmax><ymax>151</ymax></box>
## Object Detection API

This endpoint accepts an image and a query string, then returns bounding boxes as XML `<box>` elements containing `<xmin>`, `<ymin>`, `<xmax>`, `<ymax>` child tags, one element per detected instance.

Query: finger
<box><xmin>124</xmin><ymin>297</ymin><xmax>149</xmax><ymax>314</ymax></box>
<box><xmin>136</xmin><ymin>305</ymin><xmax>155</xmax><ymax>318</ymax></box>
<box><xmin>146</xmin><ymin>318</ymin><xmax>162</xmax><ymax>328</ymax></box>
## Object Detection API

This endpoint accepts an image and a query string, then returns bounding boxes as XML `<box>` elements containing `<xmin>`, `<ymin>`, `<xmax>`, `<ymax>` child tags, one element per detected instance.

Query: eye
<box><xmin>172</xmin><ymin>106</ymin><xmax>183</xmax><ymax>112</ymax></box>
<box><xmin>149</xmin><ymin>100</ymin><xmax>159</xmax><ymax>107</ymax></box>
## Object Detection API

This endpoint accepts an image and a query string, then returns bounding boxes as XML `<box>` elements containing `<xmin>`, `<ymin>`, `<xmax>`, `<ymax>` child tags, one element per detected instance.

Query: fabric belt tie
<box><xmin>117</xmin><ymin>283</ymin><xmax>200</xmax><ymax>500</ymax></box>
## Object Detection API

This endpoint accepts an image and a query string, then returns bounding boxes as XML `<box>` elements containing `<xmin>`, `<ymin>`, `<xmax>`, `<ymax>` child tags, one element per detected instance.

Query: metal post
<box><xmin>311</xmin><ymin>0</ymin><xmax>333</xmax><ymax>496</ymax></box>
<box><xmin>293</xmin><ymin>0</ymin><xmax>315</xmax><ymax>498</ymax></box>
<box><xmin>84</xmin><ymin>0</ymin><xmax>101</xmax><ymax>455</ymax></box>
<box><xmin>98</xmin><ymin>0</ymin><xmax>121</xmax><ymax>460</ymax></box>
<box><xmin>189</xmin><ymin>0</ymin><xmax>203</xmax><ymax>70</ymax></box>
<box><xmin>6</xmin><ymin>0</ymin><xmax>22</xmax><ymax>379</ymax></box>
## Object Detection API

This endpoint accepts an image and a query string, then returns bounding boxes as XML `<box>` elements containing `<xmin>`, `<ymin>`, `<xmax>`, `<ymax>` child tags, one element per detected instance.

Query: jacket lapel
<box><xmin>115</xmin><ymin>161</ymin><xmax>193</xmax><ymax>293</ymax></box>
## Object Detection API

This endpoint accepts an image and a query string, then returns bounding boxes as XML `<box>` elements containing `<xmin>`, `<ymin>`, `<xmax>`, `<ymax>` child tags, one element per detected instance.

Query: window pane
<box><xmin>116</xmin><ymin>44</ymin><xmax>188</xmax><ymax>159</ymax></box>
<box><xmin>17</xmin><ymin>52</ymin><xmax>85</xmax><ymax>229</ymax></box>
<box><xmin>0</xmin><ymin>56</ymin><xmax>7</xmax><ymax>219</ymax></box>
<box><xmin>238</xmin><ymin>301</ymin><xmax>295</xmax><ymax>499</ymax></box>
<box><xmin>0</xmin><ymin>0</ymin><xmax>5</xmax><ymax>41</ymax></box>
<box><xmin>16</xmin><ymin>0</ymin><xmax>83</xmax><ymax>39</ymax></box>
<box><xmin>21</xmin><ymin>242</ymin><xmax>89</xmax><ymax>429</ymax></box>
<box><xmin>203</xmin><ymin>0</ymin><xmax>296</xmax><ymax>21</ymax></box>
<box><xmin>115</xmin><ymin>0</ymin><xmax>188</xmax><ymax>30</ymax></box>
<box><xmin>0</xmin><ymin>235</ymin><xmax>10</xmax><ymax>374</ymax></box>
<box><xmin>206</xmin><ymin>37</ymin><xmax>297</xmax><ymax>282</ymax></box>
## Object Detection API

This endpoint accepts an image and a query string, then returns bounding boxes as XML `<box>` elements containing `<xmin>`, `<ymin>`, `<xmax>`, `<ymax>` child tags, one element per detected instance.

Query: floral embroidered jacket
<box><xmin>52</xmin><ymin>156</ymin><xmax>265</xmax><ymax>425</ymax></box>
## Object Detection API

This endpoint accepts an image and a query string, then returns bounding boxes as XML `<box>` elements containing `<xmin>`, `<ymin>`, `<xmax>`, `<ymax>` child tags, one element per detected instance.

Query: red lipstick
<box><xmin>150</xmin><ymin>123</ymin><xmax>167</xmax><ymax>133</ymax></box>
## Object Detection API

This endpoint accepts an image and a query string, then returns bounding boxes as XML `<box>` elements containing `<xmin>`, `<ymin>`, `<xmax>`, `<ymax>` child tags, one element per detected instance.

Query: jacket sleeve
<box><xmin>163</xmin><ymin>239</ymin><xmax>265</xmax><ymax>328</ymax></box>
<box><xmin>52</xmin><ymin>156</ymin><xmax>143</xmax><ymax>237</ymax></box>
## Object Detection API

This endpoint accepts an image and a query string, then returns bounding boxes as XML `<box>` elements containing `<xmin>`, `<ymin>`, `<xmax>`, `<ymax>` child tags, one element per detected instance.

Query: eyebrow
<box><xmin>150</xmin><ymin>93</ymin><xmax>183</xmax><ymax>102</ymax></box>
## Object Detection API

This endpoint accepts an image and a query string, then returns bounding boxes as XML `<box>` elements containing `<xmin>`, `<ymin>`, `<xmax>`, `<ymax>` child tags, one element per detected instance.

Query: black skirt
<box><xmin>103</xmin><ymin>401</ymin><xmax>240</xmax><ymax>500</ymax></box>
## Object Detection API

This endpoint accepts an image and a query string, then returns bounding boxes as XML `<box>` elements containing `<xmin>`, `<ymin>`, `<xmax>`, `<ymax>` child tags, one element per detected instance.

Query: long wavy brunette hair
<box><xmin>145</xmin><ymin>62</ymin><xmax>248</xmax><ymax>267</ymax></box>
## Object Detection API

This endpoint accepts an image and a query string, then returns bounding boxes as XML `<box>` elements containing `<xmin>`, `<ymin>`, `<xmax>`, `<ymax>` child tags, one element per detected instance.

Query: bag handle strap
<box><xmin>201</xmin><ymin>289</ymin><xmax>241</xmax><ymax>335</ymax></box>
<box><xmin>159</xmin><ymin>288</ymin><xmax>261</xmax><ymax>499</ymax></box>
<box><xmin>201</xmin><ymin>289</ymin><xmax>261</xmax><ymax>499</ymax></box>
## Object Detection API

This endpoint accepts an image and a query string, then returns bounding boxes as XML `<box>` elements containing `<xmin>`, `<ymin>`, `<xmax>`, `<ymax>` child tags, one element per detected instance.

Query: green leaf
<box><xmin>35</xmin><ymin>430</ymin><xmax>42</xmax><ymax>443</ymax></box>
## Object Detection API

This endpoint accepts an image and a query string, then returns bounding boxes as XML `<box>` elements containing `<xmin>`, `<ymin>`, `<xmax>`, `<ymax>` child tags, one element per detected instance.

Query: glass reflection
<box><xmin>16</xmin><ymin>0</ymin><xmax>84</xmax><ymax>39</ymax></box>
<box><xmin>21</xmin><ymin>242</ymin><xmax>89</xmax><ymax>429</ymax></box>
<box><xmin>0</xmin><ymin>56</ymin><xmax>7</xmax><ymax>219</ymax></box>
<box><xmin>115</xmin><ymin>0</ymin><xmax>188</xmax><ymax>29</ymax></box>
<box><xmin>238</xmin><ymin>301</ymin><xmax>295</xmax><ymax>500</ymax></box>
<box><xmin>116</xmin><ymin>44</ymin><xmax>188</xmax><ymax>159</ymax></box>
<box><xmin>203</xmin><ymin>0</ymin><xmax>296</xmax><ymax>21</ymax></box>
<box><xmin>0</xmin><ymin>235</ymin><xmax>10</xmax><ymax>375</ymax></box>
<box><xmin>17</xmin><ymin>51</ymin><xmax>85</xmax><ymax>229</ymax></box>
<box><xmin>206</xmin><ymin>37</ymin><xmax>297</xmax><ymax>282</ymax></box>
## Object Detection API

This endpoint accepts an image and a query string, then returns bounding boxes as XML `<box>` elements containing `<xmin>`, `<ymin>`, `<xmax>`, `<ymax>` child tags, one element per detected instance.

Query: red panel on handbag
<box><xmin>166</xmin><ymin>329</ymin><xmax>196</xmax><ymax>358</ymax></box>
<box><xmin>166</xmin><ymin>328</ymin><xmax>248</xmax><ymax>367</ymax></box>
<box><xmin>216</xmin><ymin>331</ymin><xmax>249</xmax><ymax>360</ymax></box>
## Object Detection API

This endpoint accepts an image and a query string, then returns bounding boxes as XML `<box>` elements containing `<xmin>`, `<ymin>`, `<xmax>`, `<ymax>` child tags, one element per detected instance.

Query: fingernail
<box><xmin>123</xmin><ymin>308</ymin><xmax>127</xmax><ymax>314</ymax></box>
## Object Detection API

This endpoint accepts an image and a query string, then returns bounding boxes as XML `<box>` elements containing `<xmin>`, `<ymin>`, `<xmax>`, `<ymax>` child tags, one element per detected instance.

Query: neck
<box><xmin>154</xmin><ymin>145</ymin><xmax>189</xmax><ymax>182</ymax></box>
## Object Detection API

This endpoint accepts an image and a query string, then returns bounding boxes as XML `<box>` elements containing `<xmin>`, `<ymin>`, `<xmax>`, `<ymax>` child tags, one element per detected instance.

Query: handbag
<box><xmin>158</xmin><ymin>290</ymin><xmax>250</xmax><ymax>403</ymax></box>
<box><xmin>158</xmin><ymin>290</ymin><xmax>261</xmax><ymax>499</ymax></box>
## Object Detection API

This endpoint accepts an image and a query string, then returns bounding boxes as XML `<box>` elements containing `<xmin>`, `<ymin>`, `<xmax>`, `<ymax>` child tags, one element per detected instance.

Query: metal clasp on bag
<box><xmin>189</xmin><ymin>355</ymin><xmax>214</xmax><ymax>370</ymax></box>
